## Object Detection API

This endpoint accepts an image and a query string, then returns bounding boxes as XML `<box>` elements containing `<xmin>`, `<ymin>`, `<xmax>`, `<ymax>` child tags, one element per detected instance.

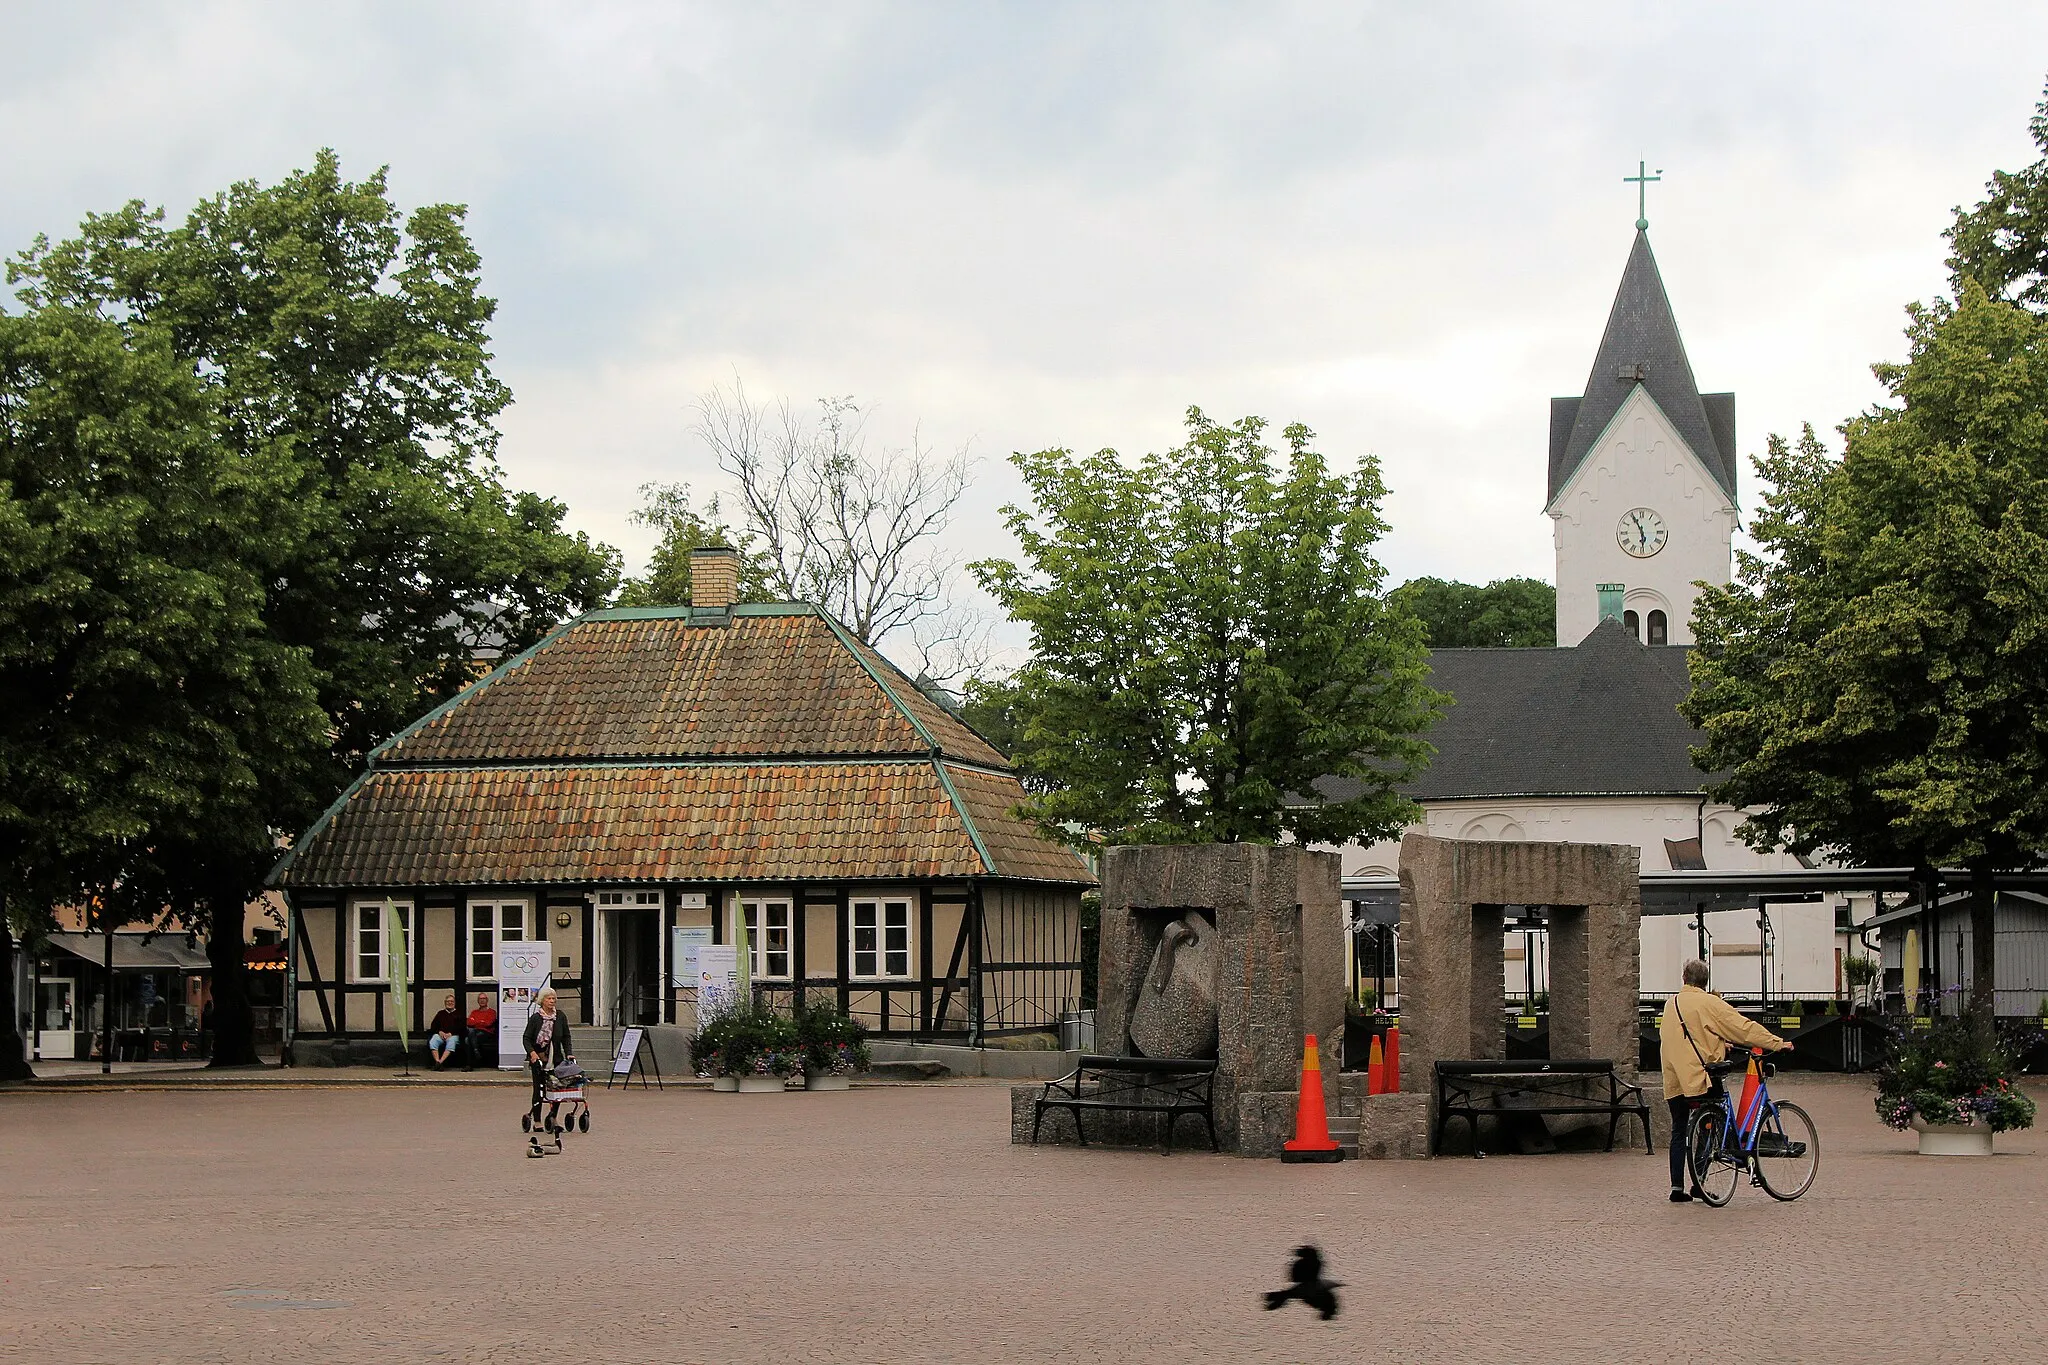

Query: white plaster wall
<box><xmin>1322</xmin><ymin>795</ymin><xmax>1843</xmax><ymax>1000</ymax></box>
<box><xmin>1548</xmin><ymin>387</ymin><xmax>1737</xmax><ymax>647</ymax></box>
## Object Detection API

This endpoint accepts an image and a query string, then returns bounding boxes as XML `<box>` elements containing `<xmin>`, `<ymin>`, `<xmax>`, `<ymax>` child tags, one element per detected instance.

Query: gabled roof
<box><xmin>1548</xmin><ymin>230</ymin><xmax>1738</xmax><ymax>506</ymax></box>
<box><xmin>376</xmin><ymin>605</ymin><xmax>1008</xmax><ymax>768</ymax></box>
<box><xmin>1310</xmin><ymin>619</ymin><xmax>1710</xmax><ymax>804</ymax></box>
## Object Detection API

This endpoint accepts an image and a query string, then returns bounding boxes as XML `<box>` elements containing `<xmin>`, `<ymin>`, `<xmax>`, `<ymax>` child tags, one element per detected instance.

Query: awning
<box><xmin>41</xmin><ymin>932</ymin><xmax>211</xmax><ymax>972</ymax></box>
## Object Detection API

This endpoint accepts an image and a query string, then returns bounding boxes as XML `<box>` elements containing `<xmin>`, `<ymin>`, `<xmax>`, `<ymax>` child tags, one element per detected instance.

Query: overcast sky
<box><xmin>6</xmin><ymin>3</ymin><xmax>2047</xmax><ymax>651</ymax></box>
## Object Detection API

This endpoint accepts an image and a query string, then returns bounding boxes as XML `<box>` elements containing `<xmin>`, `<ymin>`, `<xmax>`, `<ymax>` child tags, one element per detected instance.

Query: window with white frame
<box><xmin>739</xmin><ymin>898</ymin><xmax>793</xmax><ymax>980</ymax></box>
<box><xmin>596</xmin><ymin>889</ymin><xmax>663</xmax><ymax>911</ymax></box>
<box><xmin>467</xmin><ymin>899</ymin><xmax>531</xmax><ymax>980</ymax></box>
<box><xmin>352</xmin><ymin>899</ymin><xmax>415</xmax><ymax>982</ymax></box>
<box><xmin>850</xmin><ymin>898</ymin><xmax>912</xmax><ymax>979</ymax></box>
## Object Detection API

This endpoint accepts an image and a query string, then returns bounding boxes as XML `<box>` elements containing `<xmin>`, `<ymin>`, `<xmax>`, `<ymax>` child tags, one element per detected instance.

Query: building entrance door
<box><xmin>597</xmin><ymin>910</ymin><xmax>664</xmax><ymax>1027</ymax></box>
<box><xmin>37</xmin><ymin>978</ymin><xmax>76</xmax><ymax>1059</ymax></box>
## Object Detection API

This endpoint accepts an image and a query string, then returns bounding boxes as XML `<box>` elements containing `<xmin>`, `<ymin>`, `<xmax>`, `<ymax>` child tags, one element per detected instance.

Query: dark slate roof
<box><xmin>1547</xmin><ymin>230</ymin><xmax>1738</xmax><ymax>505</ymax></box>
<box><xmin>1311</xmin><ymin>619</ymin><xmax>1711</xmax><ymax>803</ymax></box>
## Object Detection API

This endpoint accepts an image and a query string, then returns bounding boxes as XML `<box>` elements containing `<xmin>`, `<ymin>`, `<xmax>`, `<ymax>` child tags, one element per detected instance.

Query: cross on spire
<box><xmin>1625</xmin><ymin>160</ymin><xmax>1662</xmax><ymax>231</ymax></box>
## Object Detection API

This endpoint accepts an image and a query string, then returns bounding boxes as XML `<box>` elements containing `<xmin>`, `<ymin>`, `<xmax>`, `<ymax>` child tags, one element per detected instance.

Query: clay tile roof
<box><xmin>378</xmin><ymin>606</ymin><xmax>1009</xmax><ymax>768</ymax></box>
<box><xmin>278</xmin><ymin>762</ymin><xmax>1092</xmax><ymax>887</ymax></box>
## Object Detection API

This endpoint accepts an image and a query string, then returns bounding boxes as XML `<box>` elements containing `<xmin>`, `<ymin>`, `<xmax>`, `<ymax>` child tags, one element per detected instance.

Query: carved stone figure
<box><xmin>1127</xmin><ymin>912</ymin><xmax>1220</xmax><ymax>1058</ymax></box>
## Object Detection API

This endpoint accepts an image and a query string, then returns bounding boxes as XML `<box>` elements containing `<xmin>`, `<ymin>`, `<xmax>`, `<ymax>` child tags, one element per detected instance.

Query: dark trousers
<box><xmin>1668</xmin><ymin>1096</ymin><xmax>1698</xmax><ymax>1188</ymax></box>
<box><xmin>529</xmin><ymin>1061</ymin><xmax>549</xmax><ymax>1111</ymax></box>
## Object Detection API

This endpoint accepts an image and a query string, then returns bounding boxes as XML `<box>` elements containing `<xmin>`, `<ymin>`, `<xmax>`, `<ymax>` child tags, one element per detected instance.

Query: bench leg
<box><xmin>1031</xmin><ymin>1101</ymin><xmax>1046</xmax><ymax>1146</ymax></box>
<box><xmin>1073</xmin><ymin>1107</ymin><xmax>1088</xmax><ymax>1147</ymax></box>
<box><xmin>1605</xmin><ymin>1112</ymin><xmax>1620</xmax><ymax>1152</ymax></box>
<box><xmin>1639</xmin><ymin>1108</ymin><xmax>1654</xmax><ymax>1156</ymax></box>
<box><xmin>1204</xmin><ymin>1107</ymin><xmax>1219</xmax><ymax>1153</ymax></box>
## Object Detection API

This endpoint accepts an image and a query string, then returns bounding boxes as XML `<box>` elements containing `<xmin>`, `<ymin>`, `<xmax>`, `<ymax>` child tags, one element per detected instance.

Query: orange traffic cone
<box><xmin>1281</xmin><ymin>1033</ymin><xmax>1343</xmax><ymax>1163</ymax></box>
<box><xmin>1385</xmin><ymin>1022</ymin><xmax>1402</xmax><ymax>1093</ymax></box>
<box><xmin>1366</xmin><ymin>1034</ymin><xmax>1385</xmax><ymax>1096</ymax></box>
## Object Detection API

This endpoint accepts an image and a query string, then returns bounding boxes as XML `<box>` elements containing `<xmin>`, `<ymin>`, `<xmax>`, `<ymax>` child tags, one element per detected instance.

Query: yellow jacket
<box><xmin>1660</xmin><ymin>986</ymin><xmax>1789</xmax><ymax>1099</ymax></box>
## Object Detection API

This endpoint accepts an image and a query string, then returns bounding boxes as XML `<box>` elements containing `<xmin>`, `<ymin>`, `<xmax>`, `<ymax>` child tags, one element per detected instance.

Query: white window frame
<box><xmin>849</xmin><ymin>896</ymin><xmax>914</xmax><ymax>981</ymax></box>
<box><xmin>737</xmin><ymin>896</ymin><xmax>794</xmax><ymax>982</ymax></box>
<box><xmin>351</xmin><ymin>898</ymin><xmax>415</xmax><ymax>983</ymax></box>
<box><xmin>596</xmin><ymin>889</ymin><xmax>664</xmax><ymax>910</ymax></box>
<box><xmin>466</xmin><ymin>898</ymin><xmax>533</xmax><ymax>981</ymax></box>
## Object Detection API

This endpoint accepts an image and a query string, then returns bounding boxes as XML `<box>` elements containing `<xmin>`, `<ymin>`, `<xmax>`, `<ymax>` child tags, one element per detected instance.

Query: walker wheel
<box><xmin>521</xmin><ymin>1114</ymin><xmax>531</xmax><ymax>1132</ymax></box>
<box><xmin>579</xmin><ymin>1112</ymin><xmax>590</xmax><ymax>1133</ymax></box>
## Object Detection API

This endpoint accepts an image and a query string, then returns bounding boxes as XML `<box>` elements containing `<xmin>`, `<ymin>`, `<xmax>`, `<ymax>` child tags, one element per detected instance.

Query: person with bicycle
<box><xmin>1661</xmin><ymin>958</ymin><xmax>1790</xmax><ymax>1202</ymax></box>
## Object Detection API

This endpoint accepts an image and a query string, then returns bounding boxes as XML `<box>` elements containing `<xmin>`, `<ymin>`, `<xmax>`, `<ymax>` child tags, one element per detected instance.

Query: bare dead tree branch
<box><xmin>692</xmin><ymin>377</ymin><xmax>980</xmax><ymax>652</ymax></box>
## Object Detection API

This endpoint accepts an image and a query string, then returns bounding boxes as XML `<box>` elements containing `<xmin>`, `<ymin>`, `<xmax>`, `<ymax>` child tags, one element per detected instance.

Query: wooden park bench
<box><xmin>1433</xmin><ymin>1059</ymin><xmax>1652</xmax><ymax>1159</ymax></box>
<box><xmin>1030</xmin><ymin>1054</ymin><xmax>1220</xmax><ymax>1154</ymax></box>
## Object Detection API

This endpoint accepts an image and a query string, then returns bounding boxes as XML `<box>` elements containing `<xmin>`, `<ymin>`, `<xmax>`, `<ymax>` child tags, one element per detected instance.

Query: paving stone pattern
<box><xmin>4</xmin><ymin>1076</ymin><xmax>2046</xmax><ymax>1363</ymax></box>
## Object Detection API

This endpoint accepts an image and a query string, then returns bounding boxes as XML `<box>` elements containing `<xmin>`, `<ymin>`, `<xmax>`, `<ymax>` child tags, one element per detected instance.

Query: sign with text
<box><xmin>695</xmin><ymin>944</ymin><xmax>740</xmax><ymax>1022</ymax></box>
<box><xmin>497</xmin><ymin>942</ymin><xmax>553</xmax><ymax>1070</ymax></box>
<box><xmin>671</xmin><ymin>926</ymin><xmax>713</xmax><ymax>994</ymax></box>
<box><xmin>613</xmin><ymin>1026</ymin><xmax>646</xmax><ymax>1076</ymax></box>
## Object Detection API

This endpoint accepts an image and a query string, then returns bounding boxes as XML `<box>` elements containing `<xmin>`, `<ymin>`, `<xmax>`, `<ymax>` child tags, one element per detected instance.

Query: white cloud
<box><xmin>5</xmin><ymin>0</ymin><xmax>2046</xmax><ymax>609</ymax></box>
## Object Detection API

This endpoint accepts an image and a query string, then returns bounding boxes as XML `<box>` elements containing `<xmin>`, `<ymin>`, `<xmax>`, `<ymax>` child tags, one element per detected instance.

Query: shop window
<box><xmin>468</xmin><ymin>900</ymin><xmax>531</xmax><ymax>980</ymax></box>
<box><xmin>352</xmin><ymin>900</ymin><xmax>414</xmax><ymax>982</ymax></box>
<box><xmin>740</xmin><ymin>900</ymin><xmax>793</xmax><ymax>980</ymax></box>
<box><xmin>1647</xmin><ymin>609</ymin><xmax>1668</xmax><ymax>645</ymax></box>
<box><xmin>850</xmin><ymin>899</ymin><xmax>912</xmax><ymax>979</ymax></box>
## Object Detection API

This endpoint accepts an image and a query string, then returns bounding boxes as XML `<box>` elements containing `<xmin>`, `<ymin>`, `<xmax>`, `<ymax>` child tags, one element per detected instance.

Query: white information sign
<box><xmin>613</xmin><ymin>1026</ymin><xmax>646</xmax><ymax>1076</ymax></box>
<box><xmin>695</xmin><ymin>943</ymin><xmax>740</xmax><ymax>1022</ymax></box>
<box><xmin>670</xmin><ymin>925</ymin><xmax>713</xmax><ymax>993</ymax></box>
<box><xmin>497</xmin><ymin>942</ymin><xmax>553</xmax><ymax>1070</ymax></box>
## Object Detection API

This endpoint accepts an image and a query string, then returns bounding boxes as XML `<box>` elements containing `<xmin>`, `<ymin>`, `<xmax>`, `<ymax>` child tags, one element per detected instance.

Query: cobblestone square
<box><xmin>3</xmin><ymin>1075</ymin><xmax>2044</xmax><ymax>1363</ymax></box>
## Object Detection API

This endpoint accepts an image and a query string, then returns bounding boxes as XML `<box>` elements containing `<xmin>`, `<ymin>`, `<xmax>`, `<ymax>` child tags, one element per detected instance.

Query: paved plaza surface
<box><xmin>3</xmin><ymin>1074</ymin><xmax>2044</xmax><ymax>1364</ymax></box>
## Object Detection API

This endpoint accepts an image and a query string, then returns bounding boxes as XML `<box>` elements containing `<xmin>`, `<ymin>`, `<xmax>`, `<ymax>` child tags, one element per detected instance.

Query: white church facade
<box><xmin>1316</xmin><ymin>226</ymin><xmax>1866</xmax><ymax>1004</ymax></box>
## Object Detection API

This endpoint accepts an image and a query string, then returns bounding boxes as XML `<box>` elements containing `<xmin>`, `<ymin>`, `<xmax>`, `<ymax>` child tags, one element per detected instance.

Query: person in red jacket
<box><xmin>464</xmin><ymin>992</ymin><xmax>499</xmax><ymax>1071</ymax></box>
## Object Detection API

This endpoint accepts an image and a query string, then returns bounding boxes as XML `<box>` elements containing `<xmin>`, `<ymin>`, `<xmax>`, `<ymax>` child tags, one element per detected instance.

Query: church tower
<box><xmin>1546</xmin><ymin>226</ymin><xmax>1737</xmax><ymax>647</ymax></box>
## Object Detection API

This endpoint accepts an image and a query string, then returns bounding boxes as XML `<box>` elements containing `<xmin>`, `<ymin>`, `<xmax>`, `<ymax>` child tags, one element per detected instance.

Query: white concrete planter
<box><xmin>1911</xmin><ymin>1116</ymin><xmax>1994</xmax><ymax>1156</ymax></box>
<box><xmin>736</xmin><ymin>1075</ymin><xmax>788</xmax><ymax>1093</ymax></box>
<box><xmin>709</xmin><ymin>1075</ymin><xmax>739</xmax><ymax>1092</ymax></box>
<box><xmin>804</xmin><ymin>1073</ymin><xmax>852</xmax><ymax>1091</ymax></box>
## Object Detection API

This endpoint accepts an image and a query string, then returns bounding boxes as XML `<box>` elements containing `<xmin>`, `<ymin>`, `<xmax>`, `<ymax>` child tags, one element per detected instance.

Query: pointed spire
<box><xmin>1547</xmin><ymin>230</ymin><xmax>1738</xmax><ymax>506</ymax></box>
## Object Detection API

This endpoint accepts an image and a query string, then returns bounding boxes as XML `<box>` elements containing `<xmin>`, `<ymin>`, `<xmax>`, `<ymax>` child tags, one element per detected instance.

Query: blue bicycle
<box><xmin>1685</xmin><ymin>1048</ymin><xmax>1820</xmax><ymax>1206</ymax></box>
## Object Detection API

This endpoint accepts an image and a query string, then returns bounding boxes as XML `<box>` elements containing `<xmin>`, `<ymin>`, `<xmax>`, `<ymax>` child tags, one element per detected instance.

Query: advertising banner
<box><xmin>497</xmin><ymin>941</ymin><xmax>553</xmax><ymax>1070</ymax></box>
<box><xmin>695</xmin><ymin>944</ymin><xmax>740</xmax><ymax>1024</ymax></box>
<box><xmin>670</xmin><ymin>926</ymin><xmax>713</xmax><ymax>994</ymax></box>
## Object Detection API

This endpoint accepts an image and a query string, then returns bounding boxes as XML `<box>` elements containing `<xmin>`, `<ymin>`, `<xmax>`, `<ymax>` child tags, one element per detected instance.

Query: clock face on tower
<box><xmin>1616</xmin><ymin>507</ymin><xmax>1667</xmax><ymax>558</ymax></box>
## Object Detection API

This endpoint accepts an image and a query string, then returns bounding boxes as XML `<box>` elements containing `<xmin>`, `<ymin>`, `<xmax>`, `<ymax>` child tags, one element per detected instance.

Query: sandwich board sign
<box><xmin>497</xmin><ymin>942</ymin><xmax>553</xmax><ymax>1070</ymax></box>
<box><xmin>609</xmin><ymin>1025</ymin><xmax>661</xmax><ymax>1090</ymax></box>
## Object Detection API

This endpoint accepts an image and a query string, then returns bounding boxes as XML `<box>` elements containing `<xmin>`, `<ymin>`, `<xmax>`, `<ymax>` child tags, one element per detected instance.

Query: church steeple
<box><xmin>1546</xmin><ymin>229</ymin><xmax>1737</xmax><ymax>509</ymax></box>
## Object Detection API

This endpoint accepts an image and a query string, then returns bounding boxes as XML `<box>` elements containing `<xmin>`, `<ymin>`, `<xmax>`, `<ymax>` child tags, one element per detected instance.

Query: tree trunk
<box><xmin>207</xmin><ymin>891</ymin><xmax>259</xmax><ymax>1068</ymax></box>
<box><xmin>1970</xmin><ymin>863</ymin><xmax>1998</xmax><ymax>1043</ymax></box>
<box><xmin>0</xmin><ymin>912</ymin><xmax>35</xmax><ymax>1082</ymax></box>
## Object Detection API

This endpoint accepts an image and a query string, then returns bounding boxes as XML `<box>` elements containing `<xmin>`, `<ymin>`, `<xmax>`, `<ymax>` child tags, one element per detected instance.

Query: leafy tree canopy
<box><xmin>973</xmin><ymin>408</ymin><xmax>1443</xmax><ymax>847</ymax></box>
<box><xmin>616</xmin><ymin>482</ymin><xmax>774</xmax><ymax>608</ymax></box>
<box><xmin>1389</xmin><ymin>576</ymin><xmax>1555</xmax><ymax>648</ymax></box>
<box><xmin>1948</xmin><ymin>77</ymin><xmax>2048</xmax><ymax>313</ymax></box>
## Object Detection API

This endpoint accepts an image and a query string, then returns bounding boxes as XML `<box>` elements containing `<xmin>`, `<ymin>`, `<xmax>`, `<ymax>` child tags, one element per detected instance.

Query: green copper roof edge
<box><xmin>931</xmin><ymin>757</ymin><xmax>998</xmax><ymax>877</ymax></box>
<box><xmin>1543</xmin><ymin>383</ymin><xmax>1734</xmax><ymax>517</ymax></box>
<box><xmin>266</xmin><ymin>768</ymin><xmax>376</xmax><ymax>887</ymax></box>
<box><xmin>815</xmin><ymin>612</ymin><xmax>943</xmax><ymax>753</ymax></box>
<box><xmin>579</xmin><ymin>602</ymin><xmax>819</xmax><ymax>622</ymax></box>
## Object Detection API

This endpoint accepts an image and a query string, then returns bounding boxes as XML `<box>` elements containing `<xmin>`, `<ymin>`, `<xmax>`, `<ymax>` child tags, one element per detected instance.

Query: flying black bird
<box><xmin>1263</xmin><ymin>1244</ymin><xmax>1342</xmax><ymax>1320</ymax></box>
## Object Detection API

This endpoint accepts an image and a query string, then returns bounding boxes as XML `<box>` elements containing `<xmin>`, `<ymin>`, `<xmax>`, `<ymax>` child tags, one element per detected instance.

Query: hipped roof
<box><xmin>273</xmin><ymin>604</ymin><xmax>1092</xmax><ymax>889</ymax></box>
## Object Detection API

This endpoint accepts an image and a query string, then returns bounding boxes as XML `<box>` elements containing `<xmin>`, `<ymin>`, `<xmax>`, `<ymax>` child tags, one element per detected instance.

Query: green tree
<box><xmin>1947</xmin><ymin>77</ymin><xmax>2048</xmax><ymax>313</ymax></box>
<box><xmin>5</xmin><ymin>152</ymin><xmax>618</xmax><ymax>1064</ymax></box>
<box><xmin>973</xmin><ymin>407</ymin><xmax>1443</xmax><ymax>846</ymax></box>
<box><xmin>616</xmin><ymin>482</ymin><xmax>773</xmax><ymax>607</ymax></box>
<box><xmin>1389</xmin><ymin>576</ymin><xmax>1556</xmax><ymax>648</ymax></box>
<box><xmin>0</xmin><ymin>303</ymin><xmax>326</xmax><ymax>1077</ymax></box>
<box><xmin>1684</xmin><ymin>284</ymin><xmax>2048</xmax><ymax>1037</ymax></box>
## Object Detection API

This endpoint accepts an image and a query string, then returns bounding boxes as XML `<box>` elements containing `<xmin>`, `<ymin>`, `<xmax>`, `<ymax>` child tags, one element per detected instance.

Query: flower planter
<box><xmin>1910</xmin><ymin>1116</ymin><xmax>1993</xmax><ymax>1156</ymax></box>
<box><xmin>736</xmin><ymin>1075</ymin><xmax>788</xmax><ymax>1093</ymax></box>
<box><xmin>805</xmin><ymin>1073</ymin><xmax>852</xmax><ymax>1091</ymax></box>
<box><xmin>709</xmin><ymin>1075</ymin><xmax>739</xmax><ymax>1092</ymax></box>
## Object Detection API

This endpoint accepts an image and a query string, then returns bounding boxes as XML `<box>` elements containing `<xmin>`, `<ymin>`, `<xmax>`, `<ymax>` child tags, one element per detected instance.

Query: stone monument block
<box><xmin>1013</xmin><ymin>843</ymin><xmax>1342</xmax><ymax>1156</ymax></box>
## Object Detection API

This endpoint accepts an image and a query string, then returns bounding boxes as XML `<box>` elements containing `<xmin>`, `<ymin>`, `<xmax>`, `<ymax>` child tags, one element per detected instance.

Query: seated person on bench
<box><xmin>428</xmin><ymin>995</ymin><xmax>465</xmax><ymax>1067</ymax></box>
<box><xmin>1661</xmin><ymin>958</ymin><xmax>1790</xmax><ymax>1203</ymax></box>
<box><xmin>464</xmin><ymin>992</ymin><xmax>499</xmax><ymax>1070</ymax></box>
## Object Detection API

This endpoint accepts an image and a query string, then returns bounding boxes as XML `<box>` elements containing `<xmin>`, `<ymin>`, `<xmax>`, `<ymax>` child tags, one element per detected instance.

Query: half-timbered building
<box><xmin>270</xmin><ymin>548</ymin><xmax>1093</xmax><ymax>1048</ymax></box>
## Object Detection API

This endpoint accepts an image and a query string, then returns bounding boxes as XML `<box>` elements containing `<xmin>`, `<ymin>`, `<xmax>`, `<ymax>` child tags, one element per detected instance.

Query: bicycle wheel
<box><xmin>1688</xmin><ymin>1108</ymin><xmax>1739</xmax><ymax>1207</ymax></box>
<box><xmin>1754</xmin><ymin>1100</ymin><xmax>1819</xmax><ymax>1201</ymax></box>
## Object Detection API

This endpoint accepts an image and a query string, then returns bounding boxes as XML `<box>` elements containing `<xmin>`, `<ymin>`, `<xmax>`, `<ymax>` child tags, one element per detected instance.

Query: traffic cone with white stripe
<box><xmin>1281</xmin><ymin>1034</ymin><xmax>1343</xmax><ymax>1163</ymax></box>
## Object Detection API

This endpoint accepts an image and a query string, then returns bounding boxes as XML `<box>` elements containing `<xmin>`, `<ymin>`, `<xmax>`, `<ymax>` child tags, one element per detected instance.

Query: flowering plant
<box><xmin>1873</xmin><ymin>1017</ymin><xmax>2037</xmax><ymax>1133</ymax></box>
<box><xmin>794</xmin><ymin>1001</ymin><xmax>871</xmax><ymax>1076</ymax></box>
<box><xmin>694</xmin><ymin>1003</ymin><xmax>802</xmax><ymax>1078</ymax></box>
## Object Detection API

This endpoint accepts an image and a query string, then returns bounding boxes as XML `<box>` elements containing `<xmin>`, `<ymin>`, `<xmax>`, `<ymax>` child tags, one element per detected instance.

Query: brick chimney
<box><xmin>690</xmin><ymin>545</ymin><xmax>740</xmax><ymax>615</ymax></box>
